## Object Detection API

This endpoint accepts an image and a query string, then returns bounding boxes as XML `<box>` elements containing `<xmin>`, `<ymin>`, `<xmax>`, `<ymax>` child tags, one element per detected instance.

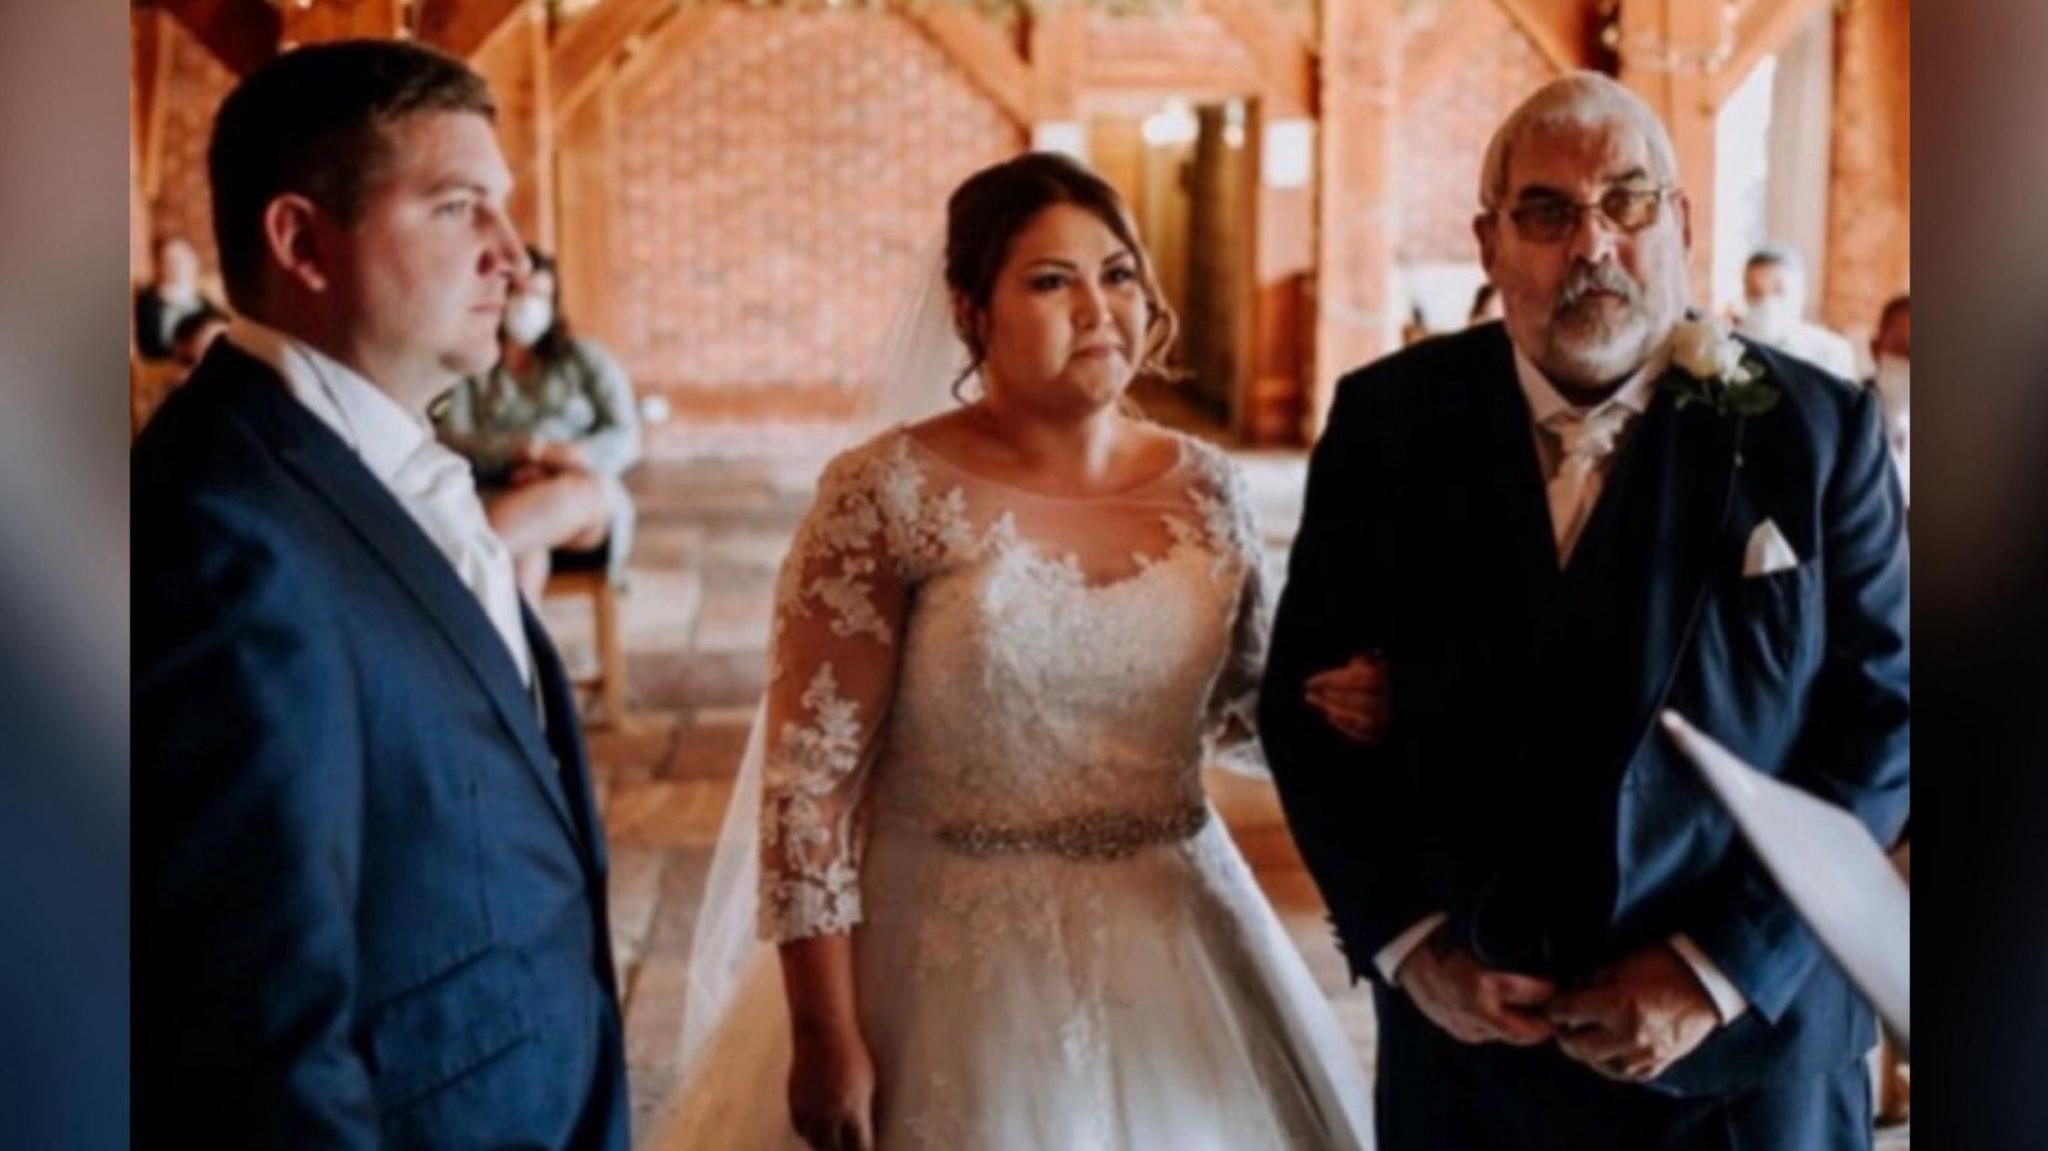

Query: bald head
<box><xmin>1479</xmin><ymin>72</ymin><xmax>1679</xmax><ymax>210</ymax></box>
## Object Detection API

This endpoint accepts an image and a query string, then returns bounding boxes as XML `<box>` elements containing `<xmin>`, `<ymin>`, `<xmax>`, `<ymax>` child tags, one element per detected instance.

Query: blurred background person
<box><xmin>1868</xmin><ymin>293</ymin><xmax>1910</xmax><ymax>501</ymax></box>
<box><xmin>1467</xmin><ymin>282</ymin><xmax>1503</xmax><ymax>326</ymax></box>
<box><xmin>169</xmin><ymin>310</ymin><xmax>229</xmax><ymax>374</ymax></box>
<box><xmin>132</xmin><ymin>235</ymin><xmax>223</xmax><ymax>363</ymax></box>
<box><xmin>1737</xmin><ymin>245</ymin><xmax>1858</xmax><ymax>379</ymax></box>
<box><xmin>1399</xmin><ymin>302</ymin><xmax>1431</xmax><ymax>346</ymax></box>
<box><xmin>437</xmin><ymin>246</ymin><xmax>642</xmax><ymax>597</ymax></box>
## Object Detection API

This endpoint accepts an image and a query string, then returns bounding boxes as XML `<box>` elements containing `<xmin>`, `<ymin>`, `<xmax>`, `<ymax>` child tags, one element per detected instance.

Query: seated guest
<box><xmin>171</xmin><ymin>310</ymin><xmax>230</xmax><ymax>372</ymax></box>
<box><xmin>134</xmin><ymin>235</ymin><xmax>225</xmax><ymax>362</ymax></box>
<box><xmin>1467</xmin><ymin>282</ymin><xmax>1503</xmax><ymax>326</ymax></box>
<box><xmin>1867</xmin><ymin>293</ymin><xmax>1910</xmax><ymax>501</ymax></box>
<box><xmin>1400</xmin><ymin>302</ymin><xmax>1430</xmax><ymax>346</ymax></box>
<box><xmin>1737</xmin><ymin>245</ymin><xmax>1858</xmax><ymax>379</ymax></box>
<box><xmin>436</xmin><ymin>246</ymin><xmax>641</xmax><ymax>596</ymax></box>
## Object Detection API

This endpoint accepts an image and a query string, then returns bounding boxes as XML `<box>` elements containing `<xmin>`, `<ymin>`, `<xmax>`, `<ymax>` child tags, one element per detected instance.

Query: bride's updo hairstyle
<box><xmin>943</xmin><ymin>151</ymin><xmax>1180</xmax><ymax>397</ymax></box>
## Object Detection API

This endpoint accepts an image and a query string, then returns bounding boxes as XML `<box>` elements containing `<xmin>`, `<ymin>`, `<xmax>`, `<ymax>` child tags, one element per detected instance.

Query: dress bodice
<box><xmin>755</xmin><ymin>428</ymin><xmax>1270</xmax><ymax>941</ymax></box>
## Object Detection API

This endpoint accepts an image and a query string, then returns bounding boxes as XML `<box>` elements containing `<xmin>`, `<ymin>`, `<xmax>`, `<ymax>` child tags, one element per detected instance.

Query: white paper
<box><xmin>1660</xmin><ymin>711</ymin><xmax>1909</xmax><ymax>1047</ymax></box>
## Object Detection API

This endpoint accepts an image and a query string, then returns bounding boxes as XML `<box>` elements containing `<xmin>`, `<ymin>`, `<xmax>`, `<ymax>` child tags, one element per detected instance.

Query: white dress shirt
<box><xmin>1371</xmin><ymin>347</ymin><xmax>1749</xmax><ymax>1025</ymax></box>
<box><xmin>1518</xmin><ymin>346</ymin><xmax>1658</xmax><ymax>565</ymax></box>
<box><xmin>227</xmin><ymin>318</ymin><xmax>535</xmax><ymax>689</ymax></box>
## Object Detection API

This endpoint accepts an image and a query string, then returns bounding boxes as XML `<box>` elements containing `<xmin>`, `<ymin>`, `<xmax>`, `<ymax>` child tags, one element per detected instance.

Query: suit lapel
<box><xmin>526</xmin><ymin>607</ymin><xmax>605</xmax><ymax>866</ymax></box>
<box><xmin>215</xmin><ymin>348</ymin><xmax>584</xmax><ymax>842</ymax></box>
<box><xmin>1455</xmin><ymin>332</ymin><xmax>1560</xmax><ymax>597</ymax></box>
<box><xmin>1609</xmin><ymin>388</ymin><xmax>1745</xmax><ymax>761</ymax></box>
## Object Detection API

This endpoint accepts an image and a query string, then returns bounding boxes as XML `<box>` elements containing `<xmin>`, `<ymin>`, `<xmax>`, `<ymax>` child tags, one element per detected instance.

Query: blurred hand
<box><xmin>517</xmin><ymin>437</ymin><xmax>590</xmax><ymax>474</ymax></box>
<box><xmin>788</xmin><ymin>1025</ymin><xmax>876</xmax><ymax>1151</ymax></box>
<box><xmin>1304</xmin><ymin>654</ymin><xmax>1391</xmax><ymax>744</ymax></box>
<box><xmin>1546</xmin><ymin>943</ymin><xmax>1721</xmax><ymax>1082</ymax></box>
<box><xmin>505</xmin><ymin>462</ymin><xmax>551</xmax><ymax>488</ymax></box>
<box><xmin>1394</xmin><ymin>922</ymin><xmax>1556</xmax><ymax>1046</ymax></box>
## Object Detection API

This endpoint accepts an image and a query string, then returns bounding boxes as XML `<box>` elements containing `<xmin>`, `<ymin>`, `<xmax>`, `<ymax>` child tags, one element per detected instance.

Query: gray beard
<box><xmin>1543</xmin><ymin>320</ymin><xmax>1659</xmax><ymax>389</ymax></box>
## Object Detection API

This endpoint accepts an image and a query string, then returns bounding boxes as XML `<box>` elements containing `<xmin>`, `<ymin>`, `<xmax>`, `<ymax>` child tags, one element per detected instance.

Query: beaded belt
<box><xmin>934</xmin><ymin>804</ymin><xmax>1209</xmax><ymax>862</ymax></box>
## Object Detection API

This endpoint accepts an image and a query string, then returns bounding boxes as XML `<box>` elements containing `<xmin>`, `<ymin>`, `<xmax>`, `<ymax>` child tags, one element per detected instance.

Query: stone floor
<box><xmin>549</xmin><ymin>432</ymin><xmax>1906</xmax><ymax>1148</ymax></box>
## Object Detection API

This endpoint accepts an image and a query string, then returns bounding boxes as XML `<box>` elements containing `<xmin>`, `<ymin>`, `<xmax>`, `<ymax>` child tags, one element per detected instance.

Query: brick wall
<box><xmin>606</xmin><ymin>10</ymin><xmax>1024</xmax><ymax>419</ymax></box>
<box><xmin>129</xmin><ymin>3</ymin><xmax>1904</xmax><ymax>427</ymax></box>
<box><xmin>140</xmin><ymin>16</ymin><xmax>236</xmax><ymax>286</ymax></box>
<box><xmin>1396</xmin><ymin>1</ymin><xmax>1556</xmax><ymax>264</ymax></box>
<box><xmin>1824</xmin><ymin>0</ymin><xmax>1910</xmax><ymax>336</ymax></box>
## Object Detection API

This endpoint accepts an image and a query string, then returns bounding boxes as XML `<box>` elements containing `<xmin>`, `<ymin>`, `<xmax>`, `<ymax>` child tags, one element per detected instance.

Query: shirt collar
<box><xmin>226</xmin><ymin>317</ymin><xmax>431</xmax><ymax>485</ymax></box>
<box><xmin>1511</xmin><ymin>341</ymin><xmax>1663</xmax><ymax>426</ymax></box>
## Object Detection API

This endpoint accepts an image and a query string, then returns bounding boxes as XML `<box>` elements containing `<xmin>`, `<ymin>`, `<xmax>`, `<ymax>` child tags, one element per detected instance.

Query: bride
<box><xmin>656</xmin><ymin>152</ymin><xmax>1377</xmax><ymax>1150</ymax></box>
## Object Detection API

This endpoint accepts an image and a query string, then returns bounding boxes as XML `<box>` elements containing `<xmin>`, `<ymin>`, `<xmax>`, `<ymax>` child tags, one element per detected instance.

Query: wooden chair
<box><xmin>543</xmin><ymin>567</ymin><xmax>629</xmax><ymax>730</ymax></box>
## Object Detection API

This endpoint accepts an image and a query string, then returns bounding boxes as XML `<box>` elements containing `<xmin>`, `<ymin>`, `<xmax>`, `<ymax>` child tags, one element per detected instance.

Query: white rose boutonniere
<box><xmin>1663</xmin><ymin>317</ymin><xmax>1779</xmax><ymax>417</ymax></box>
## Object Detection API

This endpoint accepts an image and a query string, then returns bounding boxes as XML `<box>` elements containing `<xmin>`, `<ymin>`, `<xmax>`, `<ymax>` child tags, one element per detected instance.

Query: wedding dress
<box><xmin>654</xmin><ymin>425</ymin><xmax>1374</xmax><ymax>1150</ymax></box>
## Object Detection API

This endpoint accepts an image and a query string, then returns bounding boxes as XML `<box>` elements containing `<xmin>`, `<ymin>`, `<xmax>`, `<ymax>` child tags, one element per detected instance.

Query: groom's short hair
<box><xmin>1478</xmin><ymin>72</ymin><xmax>1679</xmax><ymax>209</ymax></box>
<box><xmin>207</xmin><ymin>39</ymin><xmax>496</xmax><ymax>312</ymax></box>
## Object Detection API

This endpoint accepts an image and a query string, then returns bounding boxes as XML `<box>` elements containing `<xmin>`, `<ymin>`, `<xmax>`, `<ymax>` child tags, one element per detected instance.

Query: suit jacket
<box><xmin>1259</xmin><ymin>323</ymin><xmax>1910</xmax><ymax>1095</ymax></box>
<box><xmin>135</xmin><ymin>342</ymin><xmax>630</xmax><ymax>1149</ymax></box>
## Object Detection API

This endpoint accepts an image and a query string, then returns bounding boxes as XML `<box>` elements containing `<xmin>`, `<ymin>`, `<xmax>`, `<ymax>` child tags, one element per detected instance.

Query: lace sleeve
<box><xmin>1200</xmin><ymin>452</ymin><xmax>1274</xmax><ymax>777</ymax></box>
<box><xmin>757</xmin><ymin>445</ymin><xmax>907</xmax><ymax>942</ymax></box>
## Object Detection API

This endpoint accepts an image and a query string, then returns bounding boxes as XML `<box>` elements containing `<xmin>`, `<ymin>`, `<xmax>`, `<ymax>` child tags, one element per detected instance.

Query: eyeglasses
<box><xmin>1500</xmin><ymin>187</ymin><xmax>1673</xmax><ymax>244</ymax></box>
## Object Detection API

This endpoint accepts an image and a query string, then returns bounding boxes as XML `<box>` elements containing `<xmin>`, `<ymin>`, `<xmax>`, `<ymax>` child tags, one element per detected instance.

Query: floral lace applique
<box><xmin>759</xmin><ymin>662</ymin><xmax>870</xmax><ymax>939</ymax></box>
<box><xmin>773</xmin><ymin>450</ymin><xmax>897</xmax><ymax>646</ymax></box>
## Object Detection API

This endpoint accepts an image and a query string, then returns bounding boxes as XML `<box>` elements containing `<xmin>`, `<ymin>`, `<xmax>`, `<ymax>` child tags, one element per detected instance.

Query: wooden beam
<box><xmin>607</xmin><ymin>5</ymin><xmax>717</xmax><ymax>98</ymax></box>
<box><xmin>1711</xmin><ymin>0</ymin><xmax>1833</xmax><ymax>105</ymax></box>
<box><xmin>417</xmin><ymin>0</ymin><xmax>532</xmax><ymax>60</ymax></box>
<box><xmin>152</xmin><ymin>0</ymin><xmax>279</xmax><ymax>77</ymax></box>
<box><xmin>278</xmin><ymin>0</ymin><xmax>404</xmax><ymax>46</ymax></box>
<box><xmin>554</xmin><ymin>82</ymin><xmax>620</xmax><ymax>345</ymax></box>
<box><xmin>1490</xmin><ymin>0</ymin><xmax>1598</xmax><ymax>75</ymax></box>
<box><xmin>1082</xmin><ymin>54</ymin><xmax>1266</xmax><ymax>100</ymax></box>
<box><xmin>1026</xmin><ymin>8</ymin><xmax>1085</xmax><ymax>122</ymax></box>
<box><xmin>523</xmin><ymin>7</ymin><xmax>556</xmax><ymax>253</ymax></box>
<box><xmin>132</xmin><ymin>7</ymin><xmax>176</xmax><ymax>202</ymax></box>
<box><xmin>1200</xmin><ymin>0</ymin><xmax>1315</xmax><ymax>116</ymax></box>
<box><xmin>551</xmin><ymin>0</ymin><xmax>679</xmax><ymax>118</ymax></box>
<box><xmin>911</xmin><ymin>9</ymin><xmax>1037</xmax><ymax>127</ymax></box>
<box><xmin>1620</xmin><ymin>0</ymin><xmax>1722</xmax><ymax>300</ymax></box>
<box><xmin>1312</xmin><ymin>0</ymin><xmax>1400</xmax><ymax>437</ymax></box>
<box><xmin>469</xmin><ymin>2</ymin><xmax>559</xmax><ymax>247</ymax></box>
<box><xmin>131</xmin><ymin>107</ymin><xmax>153</xmax><ymax>289</ymax></box>
<box><xmin>1821</xmin><ymin>0</ymin><xmax>1909</xmax><ymax>332</ymax></box>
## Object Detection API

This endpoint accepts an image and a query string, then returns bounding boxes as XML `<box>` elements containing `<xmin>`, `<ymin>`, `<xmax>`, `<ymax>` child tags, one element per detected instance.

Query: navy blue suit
<box><xmin>1260</xmin><ymin>324</ymin><xmax>1909</xmax><ymax>1149</ymax></box>
<box><xmin>135</xmin><ymin>342</ymin><xmax>630</xmax><ymax>1149</ymax></box>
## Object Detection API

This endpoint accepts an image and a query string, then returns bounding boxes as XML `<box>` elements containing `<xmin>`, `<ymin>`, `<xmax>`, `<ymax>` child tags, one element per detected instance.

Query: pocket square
<box><xmin>1743</xmin><ymin>518</ymin><xmax>1800</xmax><ymax>577</ymax></box>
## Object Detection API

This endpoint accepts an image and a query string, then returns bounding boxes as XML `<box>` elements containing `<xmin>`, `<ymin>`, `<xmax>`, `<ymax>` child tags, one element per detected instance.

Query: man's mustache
<box><xmin>1556</xmin><ymin>265</ymin><xmax>1641</xmax><ymax>311</ymax></box>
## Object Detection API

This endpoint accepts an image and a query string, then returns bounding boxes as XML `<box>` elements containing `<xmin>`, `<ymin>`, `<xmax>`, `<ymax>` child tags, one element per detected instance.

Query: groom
<box><xmin>1261</xmin><ymin>74</ymin><xmax>1908</xmax><ymax>1149</ymax></box>
<box><xmin>135</xmin><ymin>42</ymin><xmax>628</xmax><ymax>1148</ymax></box>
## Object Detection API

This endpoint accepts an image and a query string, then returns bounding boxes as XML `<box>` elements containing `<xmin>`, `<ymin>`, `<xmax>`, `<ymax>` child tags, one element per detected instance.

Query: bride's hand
<box><xmin>788</xmin><ymin>1024</ymin><xmax>877</xmax><ymax>1151</ymax></box>
<box><xmin>1304</xmin><ymin>654</ymin><xmax>1391</xmax><ymax>744</ymax></box>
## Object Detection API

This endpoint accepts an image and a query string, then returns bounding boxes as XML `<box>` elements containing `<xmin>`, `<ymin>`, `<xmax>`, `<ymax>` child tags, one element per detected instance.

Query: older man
<box><xmin>1261</xmin><ymin>73</ymin><xmax>1908</xmax><ymax>1149</ymax></box>
<box><xmin>134</xmin><ymin>41</ymin><xmax>628</xmax><ymax>1149</ymax></box>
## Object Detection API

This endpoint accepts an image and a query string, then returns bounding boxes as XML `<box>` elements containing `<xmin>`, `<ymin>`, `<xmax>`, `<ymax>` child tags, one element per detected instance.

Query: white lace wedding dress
<box><xmin>654</xmin><ymin>427</ymin><xmax>1373</xmax><ymax>1150</ymax></box>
